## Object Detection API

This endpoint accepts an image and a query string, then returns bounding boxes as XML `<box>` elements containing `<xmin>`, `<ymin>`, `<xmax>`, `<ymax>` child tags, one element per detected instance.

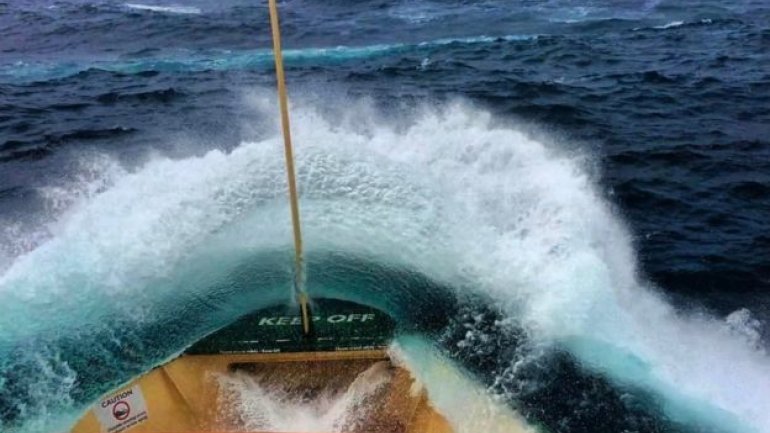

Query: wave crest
<box><xmin>124</xmin><ymin>3</ymin><xmax>201</xmax><ymax>15</ymax></box>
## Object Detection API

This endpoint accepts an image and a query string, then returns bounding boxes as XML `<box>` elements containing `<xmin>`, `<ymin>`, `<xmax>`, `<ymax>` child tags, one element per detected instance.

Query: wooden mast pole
<box><xmin>267</xmin><ymin>0</ymin><xmax>311</xmax><ymax>336</ymax></box>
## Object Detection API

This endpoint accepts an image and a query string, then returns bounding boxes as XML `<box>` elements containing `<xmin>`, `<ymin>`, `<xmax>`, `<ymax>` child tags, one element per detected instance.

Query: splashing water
<box><xmin>0</xmin><ymin>95</ymin><xmax>768</xmax><ymax>433</ymax></box>
<box><xmin>217</xmin><ymin>361</ymin><xmax>391</xmax><ymax>432</ymax></box>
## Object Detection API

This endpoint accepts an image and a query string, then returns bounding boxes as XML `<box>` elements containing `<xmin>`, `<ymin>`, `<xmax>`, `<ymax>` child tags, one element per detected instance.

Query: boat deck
<box><xmin>71</xmin><ymin>350</ymin><xmax>451</xmax><ymax>433</ymax></box>
<box><xmin>70</xmin><ymin>300</ymin><xmax>452</xmax><ymax>433</ymax></box>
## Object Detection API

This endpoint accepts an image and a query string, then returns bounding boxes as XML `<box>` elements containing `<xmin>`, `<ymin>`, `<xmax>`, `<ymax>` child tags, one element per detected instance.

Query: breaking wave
<box><xmin>0</xmin><ymin>34</ymin><xmax>536</xmax><ymax>83</ymax></box>
<box><xmin>0</xmin><ymin>97</ymin><xmax>768</xmax><ymax>433</ymax></box>
<box><xmin>656</xmin><ymin>20</ymin><xmax>685</xmax><ymax>29</ymax></box>
<box><xmin>124</xmin><ymin>3</ymin><xmax>202</xmax><ymax>15</ymax></box>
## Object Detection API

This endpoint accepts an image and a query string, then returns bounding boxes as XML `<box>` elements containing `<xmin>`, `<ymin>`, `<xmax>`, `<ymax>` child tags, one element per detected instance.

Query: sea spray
<box><xmin>0</xmin><ymin>98</ymin><xmax>768</xmax><ymax>432</ymax></box>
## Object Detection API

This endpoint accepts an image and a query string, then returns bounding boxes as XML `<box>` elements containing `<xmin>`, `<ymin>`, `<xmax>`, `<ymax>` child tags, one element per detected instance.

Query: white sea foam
<box><xmin>392</xmin><ymin>337</ymin><xmax>537</xmax><ymax>433</ymax></box>
<box><xmin>216</xmin><ymin>361</ymin><xmax>391</xmax><ymax>432</ymax></box>
<box><xmin>656</xmin><ymin>20</ymin><xmax>685</xmax><ymax>29</ymax></box>
<box><xmin>124</xmin><ymin>3</ymin><xmax>201</xmax><ymax>15</ymax></box>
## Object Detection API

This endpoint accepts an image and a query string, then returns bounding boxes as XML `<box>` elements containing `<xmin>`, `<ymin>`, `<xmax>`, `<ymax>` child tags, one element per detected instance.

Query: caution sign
<box><xmin>93</xmin><ymin>385</ymin><xmax>149</xmax><ymax>433</ymax></box>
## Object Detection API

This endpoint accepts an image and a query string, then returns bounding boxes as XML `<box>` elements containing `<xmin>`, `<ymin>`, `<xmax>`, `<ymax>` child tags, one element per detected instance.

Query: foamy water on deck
<box><xmin>217</xmin><ymin>361</ymin><xmax>392</xmax><ymax>432</ymax></box>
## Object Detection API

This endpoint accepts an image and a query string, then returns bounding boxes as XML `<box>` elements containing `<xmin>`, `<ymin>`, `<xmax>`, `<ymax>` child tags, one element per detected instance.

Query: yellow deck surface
<box><xmin>70</xmin><ymin>350</ymin><xmax>452</xmax><ymax>433</ymax></box>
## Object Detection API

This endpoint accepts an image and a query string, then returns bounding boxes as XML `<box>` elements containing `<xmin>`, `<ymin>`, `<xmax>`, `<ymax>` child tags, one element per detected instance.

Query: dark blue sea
<box><xmin>1</xmin><ymin>1</ymin><xmax>769</xmax><ymax>432</ymax></box>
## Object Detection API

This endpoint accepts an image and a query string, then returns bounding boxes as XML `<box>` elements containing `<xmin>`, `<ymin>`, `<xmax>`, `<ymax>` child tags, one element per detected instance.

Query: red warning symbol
<box><xmin>112</xmin><ymin>401</ymin><xmax>131</xmax><ymax>421</ymax></box>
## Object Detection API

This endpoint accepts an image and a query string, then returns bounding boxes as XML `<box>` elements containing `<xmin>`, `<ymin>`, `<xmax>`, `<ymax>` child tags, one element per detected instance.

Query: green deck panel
<box><xmin>185</xmin><ymin>298</ymin><xmax>396</xmax><ymax>355</ymax></box>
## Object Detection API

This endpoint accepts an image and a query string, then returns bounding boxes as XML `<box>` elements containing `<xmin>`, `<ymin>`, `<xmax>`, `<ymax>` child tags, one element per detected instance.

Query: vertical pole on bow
<box><xmin>267</xmin><ymin>0</ymin><xmax>311</xmax><ymax>336</ymax></box>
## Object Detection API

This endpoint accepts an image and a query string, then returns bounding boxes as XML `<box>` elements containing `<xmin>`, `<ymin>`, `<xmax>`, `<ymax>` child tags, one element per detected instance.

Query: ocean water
<box><xmin>1</xmin><ymin>0</ymin><xmax>769</xmax><ymax>432</ymax></box>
